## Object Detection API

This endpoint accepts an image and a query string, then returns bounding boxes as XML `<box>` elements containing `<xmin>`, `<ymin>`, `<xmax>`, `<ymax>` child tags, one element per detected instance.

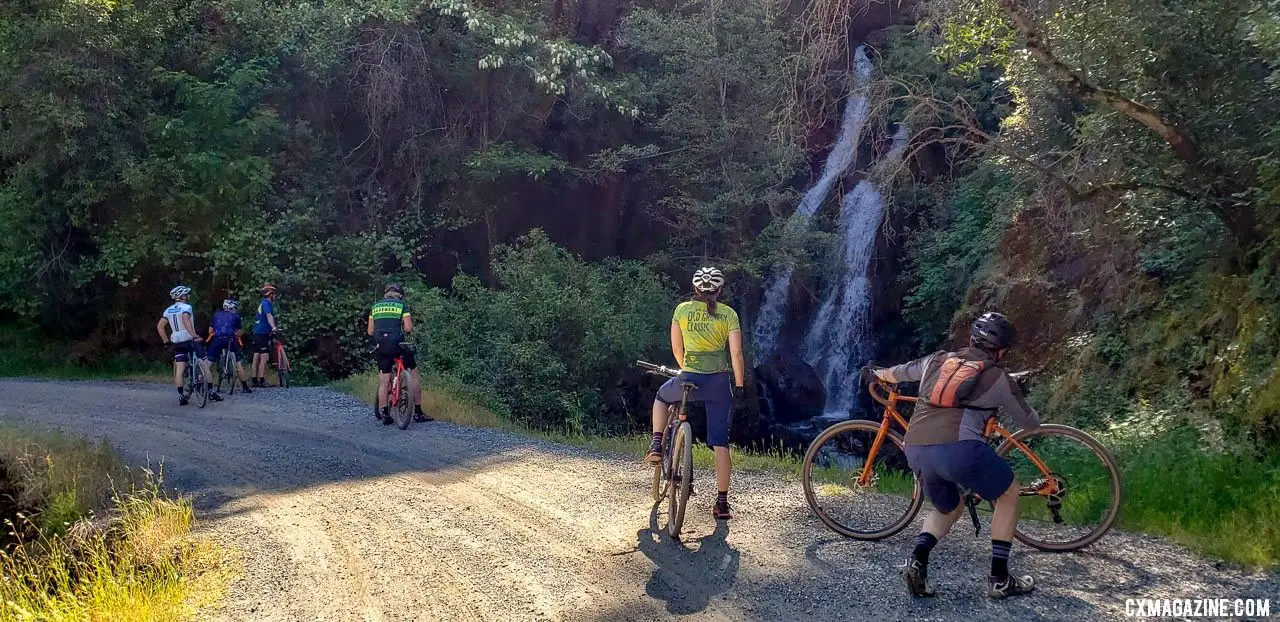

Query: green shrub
<box><xmin>414</xmin><ymin>230</ymin><xmax>675</xmax><ymax>433</ymax></box>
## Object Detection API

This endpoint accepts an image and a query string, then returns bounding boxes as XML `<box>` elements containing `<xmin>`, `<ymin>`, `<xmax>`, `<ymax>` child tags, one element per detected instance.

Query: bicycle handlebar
<box><xmin>636</xmin><ymin>360</ymin><xmax>678</xmax><ymax>379</ymax></box>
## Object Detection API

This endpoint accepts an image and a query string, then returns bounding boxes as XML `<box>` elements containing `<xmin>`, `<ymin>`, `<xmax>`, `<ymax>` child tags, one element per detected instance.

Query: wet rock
<box><xmin>755</xmin><ymin>350</ymin><xmax>827</xmax><ymax>425</ymax></box>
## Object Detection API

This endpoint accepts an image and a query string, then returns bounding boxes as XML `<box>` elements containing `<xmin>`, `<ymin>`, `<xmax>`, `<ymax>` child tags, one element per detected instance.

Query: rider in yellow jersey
<box><xmin>645</xmin><ymin>267</ymin><xmax>747</xmax><ymax>520</ymax></box>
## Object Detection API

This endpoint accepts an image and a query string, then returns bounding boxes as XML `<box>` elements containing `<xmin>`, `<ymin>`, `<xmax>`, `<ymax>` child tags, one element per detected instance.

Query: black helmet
<box><xmin>971</xmin><ymin>312</ymin><xmax>1016</xmax><ymax>350</ymax></box>
<box><xmin>385</xmin><ymin>284</ymin><xmax>404</xmax><ymax>297</ymax></box>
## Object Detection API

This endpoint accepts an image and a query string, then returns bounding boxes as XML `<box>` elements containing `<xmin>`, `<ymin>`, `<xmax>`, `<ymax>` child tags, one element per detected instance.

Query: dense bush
<box><xmin>413</xmin><ymin>230</ymin><xmax>675</xmax><ymax>433</ymax></box>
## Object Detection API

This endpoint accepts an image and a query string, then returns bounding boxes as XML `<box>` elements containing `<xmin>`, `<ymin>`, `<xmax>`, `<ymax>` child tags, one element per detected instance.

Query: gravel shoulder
<box><xmin>1</xmin><ymin>379</ymin><xmax>1276</xmax><ymax>621</ymax></box>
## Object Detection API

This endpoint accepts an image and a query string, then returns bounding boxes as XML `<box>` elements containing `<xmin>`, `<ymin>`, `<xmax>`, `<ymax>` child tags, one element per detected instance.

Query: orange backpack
<box><xmin>924</xmin><ymin>355</ymin><xmax>990</xmax><ymax>408</ymax></box>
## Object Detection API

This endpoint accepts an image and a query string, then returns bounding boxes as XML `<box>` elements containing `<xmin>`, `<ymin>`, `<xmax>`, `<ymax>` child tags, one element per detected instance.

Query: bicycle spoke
<box><xmin>803</xmin><ymin>420</ymin><xmax>921</xmax><ymax>539</ymax></box>
<box><xmin>1000</xmin><ymin>425</ymin><xmax>1121</xmax><ymax>550</ymax></box>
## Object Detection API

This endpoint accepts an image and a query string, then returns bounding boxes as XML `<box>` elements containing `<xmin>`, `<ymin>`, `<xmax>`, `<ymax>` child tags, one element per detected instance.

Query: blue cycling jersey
<box><xmin>211</xmin><ymin>310</ymin><xmax>241</xmax><ymax>338</ymax></box>
<box><xmin>253</xmin><ymin>298</ymin><xmax>274</xmax><ymax>335</ymax></box>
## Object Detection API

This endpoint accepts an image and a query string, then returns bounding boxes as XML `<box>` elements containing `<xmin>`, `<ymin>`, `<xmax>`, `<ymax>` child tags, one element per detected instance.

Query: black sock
<box><xmin>177</xmin><ymin>387</ymin><xmax>184</xmax><ymax>395</ymax></box>
<box><xmin>716</xmin><ymin>491</ymin><xmax>728</xmax><ymax>505</ymax></box>
<box><xmin>414</xmin><ymin>405</ymin><xmax>425</xmax><ymax>414</ymax></box>
<box><xmin>912</xmin><ymin>532</ymin><xmax>939</xmax><ymax>565</ymax></box>
<box><xmin>650</xmin><ymin>432</ymin><xmax>663</xmax><ymax>449</ymax></box>
<box><xmin>991</xmin><ymin>539</ymin><xmax>1012</xmax><ymax>580</ymax></box>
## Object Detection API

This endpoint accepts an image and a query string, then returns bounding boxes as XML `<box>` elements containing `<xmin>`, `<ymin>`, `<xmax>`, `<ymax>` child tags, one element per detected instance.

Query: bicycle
<box><xmin>636</xmin><ymin>360</ymin><xmax>695</xmax><ymax>539</ymax></box>
<box><xmin>181</xmin><ymin>350</ymin><xmax>209</xmax><ymax>408</ymax></box>
<box><xmin>371</xmin><ymin>343</ymin><xmax>414</xmax><ymax>430</ymax></box>
<box><xmin>272</xmin><ymin>331</ymin><xmax>291</xmax><ymax>388</ymax></box>
<box><xmin>214</xmin><ymin>337</ymin><xmax>241</xmax><ymax>396</ymax></box>
<box><xmin>801</xmin><ymin>375</ymin><xmax>1121</xmax><ymax>552</ymax></box>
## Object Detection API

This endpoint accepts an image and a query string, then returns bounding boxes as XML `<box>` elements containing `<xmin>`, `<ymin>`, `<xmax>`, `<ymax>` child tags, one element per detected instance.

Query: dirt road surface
<box><xmin>1</xmin><ymin>379</ymin><xmax>1275</xmax><ymax>621</ymax></box>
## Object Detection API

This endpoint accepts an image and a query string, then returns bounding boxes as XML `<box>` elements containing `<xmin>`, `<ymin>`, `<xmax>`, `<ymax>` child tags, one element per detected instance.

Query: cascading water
<box><xmin>802</xmin><ymin>124</ymin><xmax>911</xmax><ymax>417</ymax></box>
<box><xmin>752</xmin><ymin>46</ymin><xmax>875</xmax><ymax>361</ymax></box>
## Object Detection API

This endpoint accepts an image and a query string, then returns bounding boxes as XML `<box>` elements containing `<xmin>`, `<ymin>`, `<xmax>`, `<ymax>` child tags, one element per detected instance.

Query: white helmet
<box><xmin>170</xmin><ymin>285</ymin><xmax>192</xmax><ymax>301</ymax></box>
<box><xmin>222</xmin><ymin>299</ymin><xmax>239</xmax><ymax>311</ymax></box>
<box><xmin>692</xmin><ymin>267</ymin><xmax>725</xmax><ymax>293</ymax></box>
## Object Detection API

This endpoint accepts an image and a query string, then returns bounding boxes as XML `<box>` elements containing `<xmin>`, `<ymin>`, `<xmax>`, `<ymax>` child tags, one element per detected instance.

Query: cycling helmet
<box><xmin>971</xmin><ymin>312</ymin><xmax>1016</xmax><ymax>350</ymax></box>
<box><xmin>222</xmin><ymin>299</ymin><xmax>239</xmax><ymax>311</ymax></box>
<box><xmin>169</xmin><ymin>285</ymin><xmax>191</xmax><ymax>301</ymax></box>
<box><xmin>385</xmin><ymin>284</ymin><xmax>405</xmax><ymax>297</ymax></box>
<box><xmin>259</xmin><ymin>283</ymin><xmax>277</xmax><ymax>296</ymax></box>
<box><xmin>691</xmin><ymin>267</ymin><xmax>725</xmax><ymax>293</ymax></box>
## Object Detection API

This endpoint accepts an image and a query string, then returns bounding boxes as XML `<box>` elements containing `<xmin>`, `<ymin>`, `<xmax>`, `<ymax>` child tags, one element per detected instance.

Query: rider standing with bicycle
<box><xmin>367</xmin><ymin>284</ymin><xmax>431</xmax><ymax>425</ymax></box>
<box><xmin>156</xmin><ymin>286</ymin><xmax>222</xmax><ymax>405</ymax></box>
<box><xmin>207</xmin><ymin>298</ymin><xmax>253</xmax><ymax>394</ymax></box>
<box><xmin>250</xmin><ymin>283</ymin><xmax>277</xmax><ymax>387</ymax></box>
<box><xmin>644</xmin><ymin>267</ymin><xmax>746</xmax><ymax>520</ymax></box>
<box><xmin>871</xmin><ymin>312</ymin><xmax>1040</xmax><ymax>599</ymax></box>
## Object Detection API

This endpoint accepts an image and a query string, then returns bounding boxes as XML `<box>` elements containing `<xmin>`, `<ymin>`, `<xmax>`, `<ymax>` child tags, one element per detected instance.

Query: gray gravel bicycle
<box><xmin>637</xmin><ymin>360</ymin><xmax>695</xmax><ymax>539</ymax></box>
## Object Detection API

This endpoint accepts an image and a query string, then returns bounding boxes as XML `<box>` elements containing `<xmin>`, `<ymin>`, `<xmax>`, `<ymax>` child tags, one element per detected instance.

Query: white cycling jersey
<box><xmin>163</xmin><ymin>302</ymin><xmax>195</xmax><ymax>343</ymax></box>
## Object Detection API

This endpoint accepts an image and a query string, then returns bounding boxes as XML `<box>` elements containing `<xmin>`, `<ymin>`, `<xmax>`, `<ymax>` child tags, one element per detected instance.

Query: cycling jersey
<box><xmin>883</xmin><ymin>348</ymin><xmax>1040</xmax><ymax>446</ymax></box>
<box><xmin>672</xmin><ymin>300</ymin><xmax>740</xmax><ymax>373</ymax></box>
<box><xmin>253</xmin><ymin>298</ymin><xmax>274</xmax><ymax>335</ymax></box>
<box><xmin>369</xmin><ymin>298</ymin><xmax>409</xmax><ymax>341</ymax></box>
<box><xmin>163</xmin><ymin>303</ymin><xmax>195</xmax><ymax>343</ymax></box>
<box><xmin>210</xmin><ymin>310</ymin><xmax>241</xmax><ymax>338</ymax></box>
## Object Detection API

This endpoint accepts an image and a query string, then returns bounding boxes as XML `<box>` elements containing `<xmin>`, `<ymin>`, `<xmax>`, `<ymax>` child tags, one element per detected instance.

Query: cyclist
<box><xmin>250</xmin><ymin>283</ymin><xmax>277</xmax><ymax>387</ymax></box>
<box><xmin>870</xmin><ymin>312</ymin><xmax>1041</xmax><ymax>599</ymax></box>
<box><xmin>206</xmin><ymin>298</ymin><xmax>254</xmax><ymax>394</ymax></box>
<box><xmin>367</xmin><ymin>284</ymin><xmax>431</xmax><ymax>424</ymax></box>
<box><xmin>645</xmin><ymin>267</ymin><xmax>746</xmax><ymax>520</ymax></box>
<box><xmin>155</xmin><ymin>286</ymin><xmax>222</xmax><ymax>405</ymax></box>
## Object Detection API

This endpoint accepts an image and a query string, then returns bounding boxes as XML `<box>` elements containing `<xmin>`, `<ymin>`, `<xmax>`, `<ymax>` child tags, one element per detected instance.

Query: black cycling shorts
<box><xmin>251</xmin><ymin>333</ymin><xmax>274</xmax><ymax>354</ymax></box>
<box><xmin>373</xmin><ymin>338</ymin><xmax>416</xmax><ymax>374</ymax></box>
<box><xmin>206</xmin><ymin>336</ymin><xmax>243</xmax><ymax>364</ymax></box>
<box><xmin>172</xmin><ymin>340</ymin><xmax>207</xmax><ymax>363</ymax></box>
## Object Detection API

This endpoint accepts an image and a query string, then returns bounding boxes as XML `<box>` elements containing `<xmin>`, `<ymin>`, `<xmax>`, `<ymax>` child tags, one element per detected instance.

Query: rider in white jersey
<box><xmin>156</xmin><ymin>286</ymin><xmax>221</xmax><ymax>405</ymax></box>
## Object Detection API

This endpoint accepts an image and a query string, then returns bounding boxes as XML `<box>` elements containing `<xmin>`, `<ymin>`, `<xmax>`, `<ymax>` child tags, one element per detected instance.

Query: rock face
<box><xmin>755</xmin><ymin>350</ymin><xmax>828</xmax><ymax>424</ymax></box>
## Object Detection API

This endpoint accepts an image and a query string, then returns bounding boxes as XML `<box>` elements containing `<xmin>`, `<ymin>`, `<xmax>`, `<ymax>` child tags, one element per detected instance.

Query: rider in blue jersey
<box><xmin>206</xmin><ymin>298</ymin><xmax>253</xmax><ymax>394</ymax></box>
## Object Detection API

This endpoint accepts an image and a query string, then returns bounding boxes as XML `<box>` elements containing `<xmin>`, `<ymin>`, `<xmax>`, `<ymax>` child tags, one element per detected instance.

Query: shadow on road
<box><xmin>637</xmin><ymin>504</ymin><xmax>740</xmax><ymax>615</ymax></box>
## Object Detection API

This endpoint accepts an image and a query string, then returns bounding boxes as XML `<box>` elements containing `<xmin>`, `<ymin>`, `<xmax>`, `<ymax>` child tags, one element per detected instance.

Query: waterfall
<box><xmin>802</xmin><ymin>124</ymin><xmax>911</xmax><ymax>417</ymax></box>
<box><xmin>752</xmin><ymin>46</ymin><xmax>875</xmax><ymax>361</ymax></box>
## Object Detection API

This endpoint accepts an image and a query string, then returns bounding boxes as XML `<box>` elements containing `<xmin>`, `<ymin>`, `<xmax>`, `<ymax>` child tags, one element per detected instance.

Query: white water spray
<box><xmin>803</xmin><ymin>124</ymin><xmax>910</xmax><ymax>417</ymax></box>
<box><xmin>752</xmin><ymin>47</ymin><xmax>875</xmax><ymax>361</ymax></box>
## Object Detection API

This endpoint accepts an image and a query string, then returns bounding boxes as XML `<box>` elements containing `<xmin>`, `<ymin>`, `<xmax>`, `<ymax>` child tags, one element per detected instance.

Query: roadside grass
<box><xmin>332</xmin><ymin>372</ymin><xmax>1279</xmax><ymax>568</ymax></box>
<box><xmin>0</xmin><ymin>326</ymin><xmax>169</xmax><ymax>383</ymax></box>
<box><xmin>330</xmin><ymin>371</ymin><xmax>802</xmax><ymax>475</ymax></box>
<box><xmin>0</xmin><ymin>424</ymin><xmax>232</xmax><ymax>620</ymax></box>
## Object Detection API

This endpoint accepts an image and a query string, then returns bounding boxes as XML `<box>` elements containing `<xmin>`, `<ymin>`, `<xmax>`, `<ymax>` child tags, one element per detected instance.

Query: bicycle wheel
<box><xmin>393</xmin><ymin>369</ymin><xmax>412</xmax><ymax>429</ymax></box>
<box><xmin>665</xmin><ymin>421</ymin><xmax>694</xmax><ymax>539</ymax></box>
<box><xmin>276</xmin><ymin>346</ymin><xmax>290</xmax><ymax>389</ymax></box>
<box><xmin>996</xmin><ymin>423</ymin><xmax>1122</xmax><ymax>551</ymax></box>
<box><xmin>802</xmin><ymin>419</ymin><xmax>923</xmax><ymax>540</ymax></box>
<box><xmin>652</xmin><ymin>405</ymin><xmax>678</xmax><ymax>502</ymax></box>
<box><xmin>227</xmin><ymin>352</ymin><xmax>238</xmax><ymax>396</ymax></box>
<box><xmin>193</xmin><ymin>364</ymin><xmax>209</xmax><ymax>408</ymax></box>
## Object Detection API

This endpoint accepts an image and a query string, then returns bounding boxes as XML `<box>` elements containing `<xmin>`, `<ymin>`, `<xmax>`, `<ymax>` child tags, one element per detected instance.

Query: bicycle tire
<box><xmin>393</xmin><ymin>369</ymin><xmax>412</xmax><ymax>429</ymax></box>
<box><xmin>276</xmin><ymin>346</ymin><xmax>290</xmax><ymax>389</ymax></box>
<box><xmin>801</xmin><ymin>419</ymin><xmax>923</xmax><ymax>540</ymax></box>
<box><xmin>996</xmin><ymin>423</ymin><xmax>1121</xmax><ymax>552</ymax></box>
<box><xmin>193</xmin><ymin>364</ymin><xmax>209</xmax><ymax>408</ymax></box>
<box><xmin>226</xmin><ymin>352</ymin><xmax>237</xmax><ymax>396</ymax></box>
<box><xmin>214</xmin><ymin>351</ymin><xmax>228</xmax><ymax>394</ymax></box>
<box><xmin>666</xmin><ymin>421</ymin><xmax>694</xmax><ymax>539</ymax></box>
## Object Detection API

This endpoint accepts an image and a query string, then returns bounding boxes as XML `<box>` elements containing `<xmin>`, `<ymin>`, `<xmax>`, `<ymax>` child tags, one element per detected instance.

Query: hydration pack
<box><xmin>922</xmin><ymin>354</ymin><xmax>991</xmax><ymax>408</ymax></box>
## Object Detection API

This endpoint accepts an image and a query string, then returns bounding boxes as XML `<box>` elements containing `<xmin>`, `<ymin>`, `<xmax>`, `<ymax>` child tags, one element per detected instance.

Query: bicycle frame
<box><xmin>864</xmin><ymin>380</ymin><xmax>1061</xmax><ymax>501</ymax></box>
<box><xmin>661</xmin><ymin>384</ymin><xmax>695</xmax><ymax>478</ymax></box>
<box><xmin>387</xmin><ymin>357</ymin><xmax>406</xmax><ymax>407</ymax></box>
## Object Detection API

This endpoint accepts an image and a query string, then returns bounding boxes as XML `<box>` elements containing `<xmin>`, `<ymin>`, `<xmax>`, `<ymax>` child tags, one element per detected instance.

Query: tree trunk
<box><xmin>996</xmin><ymin>0</ymin><xmax>1261</xmax><ymax>249</ymax></box>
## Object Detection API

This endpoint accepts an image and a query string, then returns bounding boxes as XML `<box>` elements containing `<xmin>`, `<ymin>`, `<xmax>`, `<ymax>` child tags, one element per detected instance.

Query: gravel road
<box><xmin>0</xmin><ymin>379</ymin><xmax>1275</xmax><ymax>621</ymax></box>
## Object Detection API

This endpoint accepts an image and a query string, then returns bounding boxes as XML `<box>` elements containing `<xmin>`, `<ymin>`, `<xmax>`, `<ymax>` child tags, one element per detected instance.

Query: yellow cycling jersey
<box><xmin>672</xmin><ymin>300</ymin><xmax>740</xmax><ymax>373</ymax></box>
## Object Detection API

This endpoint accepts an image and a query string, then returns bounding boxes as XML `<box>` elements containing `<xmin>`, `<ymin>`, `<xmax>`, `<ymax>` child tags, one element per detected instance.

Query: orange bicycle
<box><xmin>801</xmin><ymin>375</ymin><xmax>1121</xmax><ymax>551</ymax></box>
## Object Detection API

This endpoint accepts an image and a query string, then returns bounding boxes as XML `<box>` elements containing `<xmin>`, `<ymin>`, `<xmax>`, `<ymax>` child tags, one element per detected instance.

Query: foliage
<box><xmin>0</xmin><ymin>426</ymin><xmax>230</xmax><ymax>619</ymax></box>
<box><xmin>618</xmin><ymin>0</ymin><xmax>807</xmax><ymax>274</ymax></box>
<box><xmin>413</xmin><ymin>230</ymin><xmax>674</xmax><ymax>433</ymax></box>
